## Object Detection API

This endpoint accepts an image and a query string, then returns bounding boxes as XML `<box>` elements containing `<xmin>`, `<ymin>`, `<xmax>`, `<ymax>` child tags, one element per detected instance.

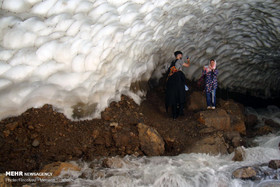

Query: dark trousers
<box><xmin>172</xmin><ymin>103</ymin><xmax>184</xmax><ymax>119</ymax></box>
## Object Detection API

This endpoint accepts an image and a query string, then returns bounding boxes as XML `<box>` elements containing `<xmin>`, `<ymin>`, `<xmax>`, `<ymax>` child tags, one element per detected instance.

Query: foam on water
<box><xmin>53</xmin><ymin>137</ymin><xmax>280</xmax><ymax>187</ymax></box>
<box><xmin>0</xmin><ymin>0</ymin><xmax>280</xmax><ymax>120</ymax></box>
<box><xmin>47</xmin><ymin>106</ymin><xmax>278</xmax><ymax>186</ymax></box>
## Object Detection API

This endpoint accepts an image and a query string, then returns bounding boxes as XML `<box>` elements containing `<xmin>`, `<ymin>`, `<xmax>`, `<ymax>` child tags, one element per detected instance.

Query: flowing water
<box><xmin>52</xmin><ymin>106</ymin><xmax>280</xmax><ymax>187</ymax></box>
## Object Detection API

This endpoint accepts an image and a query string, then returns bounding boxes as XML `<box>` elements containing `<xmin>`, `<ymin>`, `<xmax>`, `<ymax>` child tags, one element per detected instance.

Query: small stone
<box><xmin>232</xmin><ymin>136</ymin><xmax>243</xmax><ymax>148</ymax></box>
<box><xmin>5</xmin><ymin>122</ymin><xmax>19</xmax><ymax>131</ymax></box>
<box><xmin>92</xmin><ymin>130</ymin><xmax>99</xmax><ymax>139</ymax></box>
<box><xmin>232</xmin><ymin>147</ymin><xmax>245</xmax><ymax>161</ymax></box>
<box><xmin>3</xmin><ymin>130</ymin><xmax>10</xmax><ymax>137</ymax></box>
<box><xmin>102</xmin><ymin>157</ymin><xmax>124</xmax><ymax>169</ymax></box>
<box><xmin>110</xmin><ymin>122</ymin><xmax>118</xmax><ymax>128</ymax></box>
<box><xmin>28</xmin><ymin>125</ymin><xmax>34</xmax><ymax>130</ymax></box>
<box><xmin>32</xmin><ymin>139</ymin><xmax>40</xmax><ymax>147</ymax></box>
<box><xmin>268</xmin><ymin>160</ymin><xmax>280</xmax><ymax>170</ymax></box>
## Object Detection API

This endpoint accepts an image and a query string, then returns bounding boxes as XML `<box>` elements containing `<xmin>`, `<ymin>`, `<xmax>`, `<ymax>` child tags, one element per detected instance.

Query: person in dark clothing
<box><xmin>165</xmin><ymin>51</ymin><xmax>190</xmax><ymax>119</ymax></box>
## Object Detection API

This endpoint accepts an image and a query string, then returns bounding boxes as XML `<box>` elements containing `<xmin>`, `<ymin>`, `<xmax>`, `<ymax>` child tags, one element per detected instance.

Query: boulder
<box><xmin>102</xmin><ymin>157</ymin><xmax>124</xmax><ymax>169</ymax></box>
<box><xmin>268</xmin><ymin>160</ymin><xmax>280</xmax><ymax>170</ymax></box>
<box><xmin>245</xmin><ymin>114</ymin><xmax>258</xmax><ymax>129</ymax></box>
<box><xmin>256</xmin><ymin>126</ymin><xmax>273</xmax><ymax>136</ymax></box>
<box><xmin>40</xmin><ymin>162</ymin><xmax>80</xmax><ymax>178</ymax></box>
<box><xmin>185</xmin><ymin>132</ymin><xmax>228</xmax><ymax>155</ymax></box>
<box><xmin>231</xmin><ymin>118</ymin><xmax>246</xmax><ymax>135</ymax></box>
<box><xmin>137</xmin><ymin>123</ymin><xmax>165</xmax><ymax>156</ymax></box>
<box><xmin>220</xmin><ymin>100</ymin><xmax>247</xmax><ymax>135</ymax></box>
<box><xmin>232</xmin><ymin>166</ymin><xmax>260</xmax><ymax>180</ymax></box>
<box><xmin>187</xmin><ymin>91</ymin><xmax>207</xmax><ymax>111</ymax></box>
<box><xmin>220</xmin><ymin>100</ymin><xmax>245</xmax><ymax>121</ymax></box>
<box><xmin>232</xmin><ymin>147</ymin><xmax>246</xmax><ymax>161</ymax></box>
<box><xmin>197</xmin><ymin>109</ymin><xmax>231</xmax><ymax>131</ymax></box>
<box><xmin>264</xmin><ymin>119</ymin><xmax>280</xmax><ymax>128</ymax></box>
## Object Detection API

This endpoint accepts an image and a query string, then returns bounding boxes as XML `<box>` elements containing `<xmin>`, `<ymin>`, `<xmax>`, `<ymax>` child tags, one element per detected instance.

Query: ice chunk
<box><xmin>3</xmin><ymin>28</ymin><xmax>37</xmax><ymax>49</ymax></box>
<box><xmin>3</xmin><ymin>65</ymin><xmax>34</xmax><ymax>80</ymax></box>
<box><xmin>2</xmin><ymin>0</ymin><xmax>31</xmax><ymax>13</ymax></box>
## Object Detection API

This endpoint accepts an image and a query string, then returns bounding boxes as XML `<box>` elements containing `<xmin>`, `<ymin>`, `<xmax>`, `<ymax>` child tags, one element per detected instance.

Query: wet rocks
<box><xmin>102</xmin><ymin>157</ymin><xmax>124</xmax><ymax>169</ymax></box>
<box><xmin>231</xmin><ymin>118</ymin><xmax>246</xmax><ymax>135</ymax></box>
<box><xmin>232</xmin><ymin>146</ymin><xmax>246</xmax><ymax>161</ymax></box>
<box><xmin>232</xmin><ymin>160</ymin><xmax>280</xmax><ymax>182</ymax></box>
<box><xmin>197</xmin><ymin>109</ymin><xmax>231</xmax><ymax>131</ymax></box>
<box><xmin>256</xmin><ymin>126</ymin><xmax>273</xmax><ymax>136</ymax></box>
<box><xmin>224</xmin><ymin>131</ymin><xmax>243</xmax><ymax>153</ymax></box>
<box><xmin>245</xmin><ymin>114</ymin><xmax>258</xmax><ymax>129</ymax></box>
<box><xmin>264</xmin><ymin>119</ymin><xmax>280</xmax><ymax>128</ymax></box>
<box><xmin>137</xmin><ymin>123</ymin><xmax>165</xmax><ymax>156</ymax></box>
<box><xmin>268</xmin><ymin>160</ymin><xmax>280</xmax><ymax>169</ymax></box>
<box><xmin>40</xmin><ymin>162</ymin><xmax>80</xmax><ymax>178</ymax></box>
<box><xmin>232</xmin><ymin>166</ymin><xmax>260</xmax><ymax>180</ymax></box>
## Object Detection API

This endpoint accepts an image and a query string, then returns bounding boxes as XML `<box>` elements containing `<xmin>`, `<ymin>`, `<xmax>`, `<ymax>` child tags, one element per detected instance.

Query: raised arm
<box><xmin>183</xmin><ymin>58</ymin><xmax>190</xmax><ymax>67</ymax></box>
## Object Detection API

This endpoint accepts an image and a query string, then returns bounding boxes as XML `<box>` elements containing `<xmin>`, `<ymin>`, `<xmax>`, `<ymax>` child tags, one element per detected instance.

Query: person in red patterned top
<box><xmin>203</xmin><ymin>59</ymin><xmax>218</xmax><ymax>109</ymax></box>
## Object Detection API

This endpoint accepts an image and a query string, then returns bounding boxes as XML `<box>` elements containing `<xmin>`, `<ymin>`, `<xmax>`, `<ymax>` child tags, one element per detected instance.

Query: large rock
<box><xmin>245</xmin><ymin>114</ymin><xmax>258</xmax><ymax>129</ymax></box>
<box><xmin>197</xmin><ymin>109</ymin><xmax>231</xmax><ymax>131</ymax></box>
<box><xmin>231</xmin><ymin>117</ymin><xmax>246</xmax><ymax>135</ymax></box>
<box><xmin>224</xmin><ymin>131</ymin><xmax>243</xmax><ymax>150</ymax></box>
<box><xmin>220</xmin><ymin>100</ymin><xmax>246</xmax><ymax>135</ymax></box>
<box><xmin>185</xmin><ymin>132</ymin><xmax>228</xmax><ymax>155</ymax></box>
<box><xmin>40</xmin><ymin>162</ymin><xmax>81</xmax><ymax>178</ymax></box>
<box><xmin>220</xmin><ymin>100</ymin><xmax>245</xmax><ymax>120</ymax></box>
<box><xmin>137</xmin><ymin>123</ymin><xmax>165</xmax><ymax>156</ymax></box>
<box><xmin>187</xmin><ymin>91</ymin><xmax>207</xmax><ymax>111</ymax></box>
<box><xmin>232</xmin><ymin>166</ymin><xmax>260</xmax><ymax>180</ymax></box>
<box><xmin>268</xmin><ymin>160</ymin><xmax>280</xmax><ymax>170</ymax></box>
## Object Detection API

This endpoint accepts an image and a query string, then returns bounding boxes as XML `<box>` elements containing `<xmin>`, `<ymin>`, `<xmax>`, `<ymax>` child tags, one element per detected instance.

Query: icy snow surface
<box><xmin>0</xmin><ymin>0</ymin><xmax>279</xmax><ymax>120</ymax></box>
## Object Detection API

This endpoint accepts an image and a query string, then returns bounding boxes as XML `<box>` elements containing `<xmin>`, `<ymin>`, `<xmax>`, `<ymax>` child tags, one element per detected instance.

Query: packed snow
<box><xmin>0</xmin><ymin>0</ymin><xmax>279</xmax><ymax>120</ymax></box>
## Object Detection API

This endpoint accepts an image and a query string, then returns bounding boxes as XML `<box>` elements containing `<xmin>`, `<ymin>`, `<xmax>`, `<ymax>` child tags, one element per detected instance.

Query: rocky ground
<box><xmin>0</xmin><ymin>78</ymin><xmax>280</xmax><ymax>176</ymax></box>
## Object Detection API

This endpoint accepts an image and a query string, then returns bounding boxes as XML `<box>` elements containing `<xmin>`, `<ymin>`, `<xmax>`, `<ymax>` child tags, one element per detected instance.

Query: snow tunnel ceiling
<box><xmin>0</xmin><ymin>0</ymin><xmax>279</xmax><ymax>120</ymax></box>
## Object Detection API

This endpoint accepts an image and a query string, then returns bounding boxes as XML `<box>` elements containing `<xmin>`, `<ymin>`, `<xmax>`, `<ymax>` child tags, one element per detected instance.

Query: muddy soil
<box><xmin>0</xmin><ymin>79</ymin><xmax>244</xmax><ymax>173</ymax></box>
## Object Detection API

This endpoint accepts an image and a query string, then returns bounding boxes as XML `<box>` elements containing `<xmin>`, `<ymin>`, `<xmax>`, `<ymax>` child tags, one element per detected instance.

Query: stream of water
<box><xmin>53</xmin><ymin>106</ymin><xmax>280</xmax><ymax>187</ymax></box>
